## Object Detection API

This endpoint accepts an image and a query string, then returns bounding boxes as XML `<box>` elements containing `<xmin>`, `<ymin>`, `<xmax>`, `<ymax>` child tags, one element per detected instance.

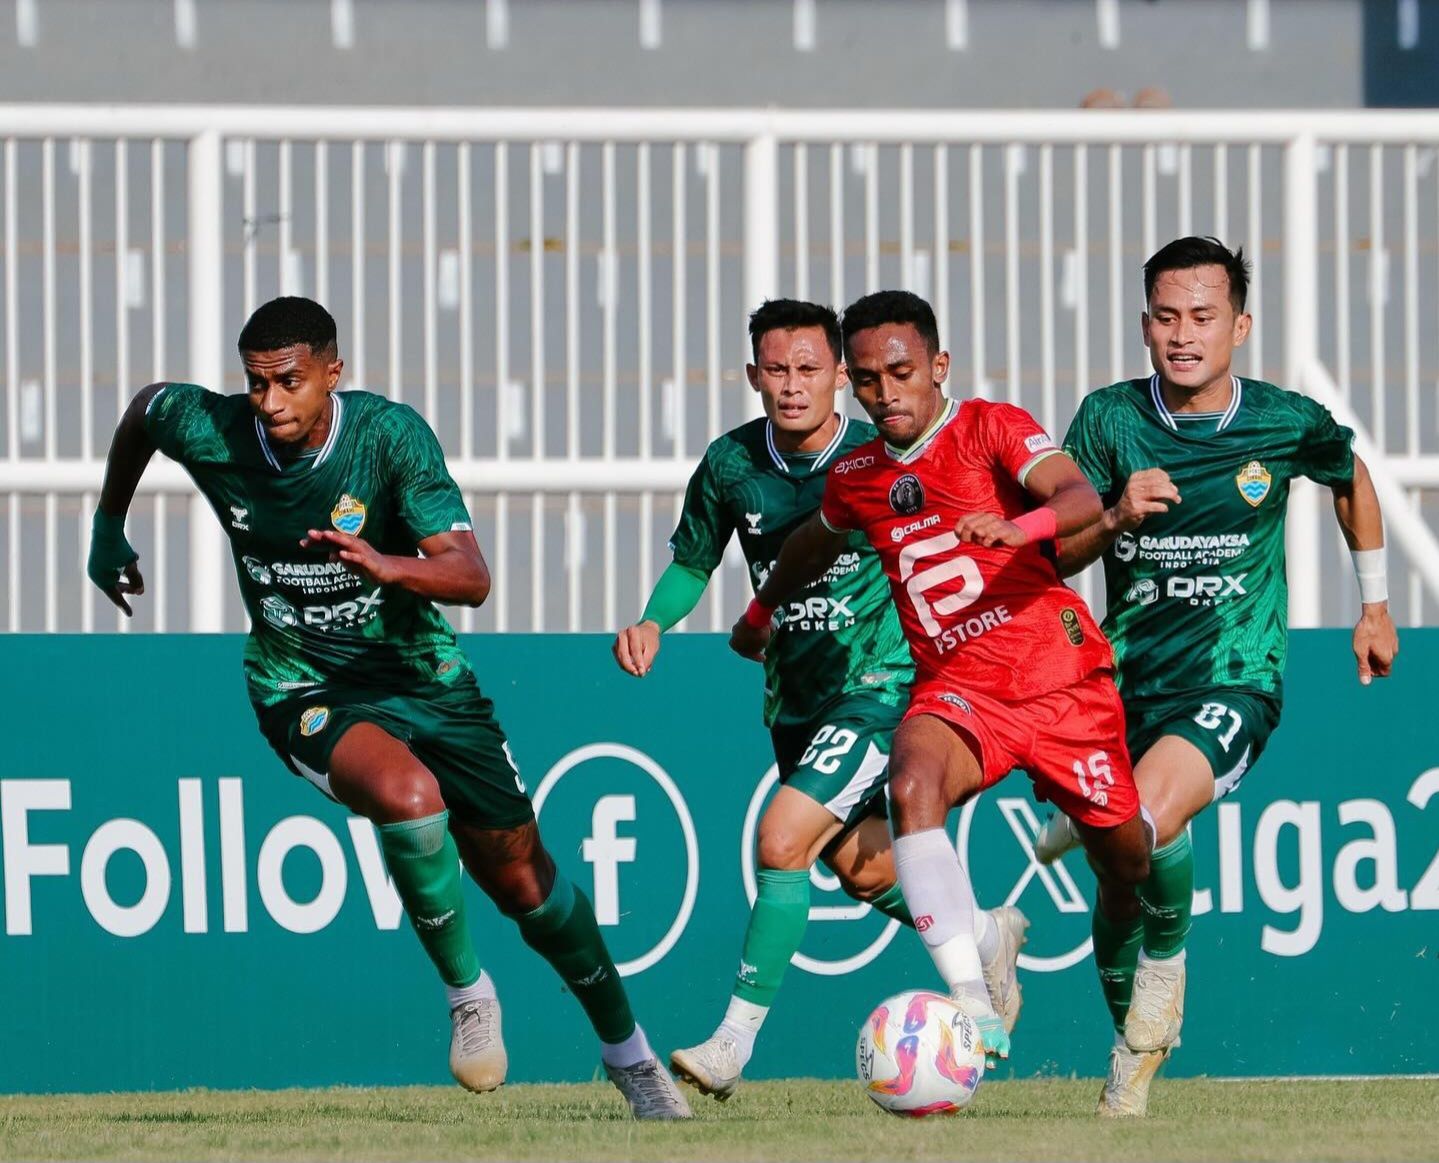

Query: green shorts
<box><xmin>769</xmin><ymin>694</ymin><xmax>903</xmax><ymax>831</ymax></box>
<box><xmin>1125</xmin><ymin>689</ymin><xmax>1282</xmax><ymax>802</ymax></box>
<box><xmin>257</xmin><ymin>672</ymin><xmax>535</xmax><ymax>830</ymax></box>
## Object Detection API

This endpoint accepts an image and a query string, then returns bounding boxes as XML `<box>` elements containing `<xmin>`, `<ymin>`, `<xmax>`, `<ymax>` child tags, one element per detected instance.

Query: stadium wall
<box><xmin>0</xmin><ymin>630</ymin><xmax>1435</xmax><ymax>1092</ymax></box>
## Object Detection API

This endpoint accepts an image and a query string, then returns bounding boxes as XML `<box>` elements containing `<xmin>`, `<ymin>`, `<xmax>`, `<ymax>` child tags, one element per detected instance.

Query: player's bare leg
<box><xmin>887</xmin><ymin>716</ymin><xmax>1010</xmax><ymax>1068</ymax></box>
<box><xmin>451</xmin><ymin>817</ymin><xmax>689</xmax><ymax>1119</ymax></box>
<box><xmin>328</xmin><ymin>724</ymin><xmax>507</xmax><ymax>1093</ymax></box>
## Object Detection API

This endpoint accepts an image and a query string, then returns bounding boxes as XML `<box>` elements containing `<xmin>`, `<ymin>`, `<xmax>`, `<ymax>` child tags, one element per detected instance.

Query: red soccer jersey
<box><xmin>821</xmin><ymin>396</ymin><xmax>1113</xmax><ymax>701</ymax></box>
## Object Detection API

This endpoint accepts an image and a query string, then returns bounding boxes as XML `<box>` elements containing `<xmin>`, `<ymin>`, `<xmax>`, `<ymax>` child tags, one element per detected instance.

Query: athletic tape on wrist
<box><xmin>1351</xmin><ymin>548</ymin><xmax>1388</xmax><ymax>605</ymax></box>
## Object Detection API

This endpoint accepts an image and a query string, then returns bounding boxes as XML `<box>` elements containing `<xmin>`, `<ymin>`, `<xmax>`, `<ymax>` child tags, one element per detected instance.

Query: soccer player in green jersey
<box><xmin>86</xmin><ymin>296</ymin><xmax>691</xmax><ymax>1120</ymax></box>
<box><xmin>1042</xmin><ymin>237</ymin><xmax>1399</xmax><ymax>1116</ymax></box>
<box><xmin>613</xmin><ymin>299</ymin><xmax>1026</xmax><ymax>1100</ymax></box>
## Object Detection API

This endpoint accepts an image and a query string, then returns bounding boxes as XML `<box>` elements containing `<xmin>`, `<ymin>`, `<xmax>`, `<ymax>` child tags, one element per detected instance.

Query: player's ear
<box><xmin>1140</xmin><ymin>311</ymin><xmax>1152</xmax><ymax>346</ymax></box>
<box><xmin>327</xmin><ymin>357</ymin><xmax>344</xmax><ymax>390</ymax></box>
<box><xmin>1231</xmin><ymin>311</ymin><xmax>1252</xmax><ymax>349</ymax></box>
<box><xmin>932</xmin><ymin>349</ymin><xmax>950</xmax><ymax>385</ymax></box>
<box><xmin>836</xmin><ymin>362</ymin><xmax>850</xmax><ymax>390</ymax></box>
<box><xmin>745</xmin><ymin>363</ymin><xmax>760</xmax><ymax>392</ymax></box>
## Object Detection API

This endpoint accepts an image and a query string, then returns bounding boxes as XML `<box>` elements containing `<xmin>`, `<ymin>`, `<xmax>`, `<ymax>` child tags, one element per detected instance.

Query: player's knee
<box><xmin>888</xmin><ymin>765</ymin><xmax>947</xmax><ymax>826</ymax></box>
<box><xmin>757</xmin><ymin>826</ymin><xmax>815</xmax><ymax>871</ymax></box>
<box><xmin>1099</xmin><ymin>843</ymin><xmax>1150</xmax><ymax>887</ymax></box>
<box><xmin>366</xmin><ymin>766</ymin><xmax>445</xmax><ymax>823</ymax></box>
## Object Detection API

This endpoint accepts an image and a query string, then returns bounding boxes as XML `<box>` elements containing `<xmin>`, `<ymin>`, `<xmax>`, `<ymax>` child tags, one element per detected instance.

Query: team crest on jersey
<box><xmin>331</xmin><ymin>494</ymin><xmax>367</xmax><ymax>535</ymax></box>
<box><xmin>1235</xmin><ymin>461</ymin><xmax>1272</xmax><ymax>508</ymax></box>
<box><xmin>889</xmin><ymin>473</ymin><xmax>926</xmax><ymax>516</ymax></box>
<box><xmin>299</xmin><ymin>706</ymin><xmax>331</xmax><ymax>737</ymax></box>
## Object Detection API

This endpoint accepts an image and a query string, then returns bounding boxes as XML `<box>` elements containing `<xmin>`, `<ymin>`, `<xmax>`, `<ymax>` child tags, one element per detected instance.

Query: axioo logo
<box><xmin>532</xmin><ymin>744</ymin><xmax>697</xmax><ymax>977</ymax></box>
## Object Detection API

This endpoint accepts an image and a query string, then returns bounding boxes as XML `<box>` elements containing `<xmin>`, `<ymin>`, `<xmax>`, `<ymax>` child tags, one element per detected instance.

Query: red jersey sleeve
<box><xmin>819</xmin><ymin>470</ymin><xmax>858</xmax><ymax>532</ymax></box>
<box><xmin>980</xmin><ymin>401</ymin><xmax>1062</xmax><ymax>487</ymax></box>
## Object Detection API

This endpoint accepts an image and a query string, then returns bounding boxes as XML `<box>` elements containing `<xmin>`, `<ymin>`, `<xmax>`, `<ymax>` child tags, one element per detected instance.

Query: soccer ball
<box><xmin>856</xmin><ymin>990</ymin><xmax>985</xmax><ymax>1117</ymax></box>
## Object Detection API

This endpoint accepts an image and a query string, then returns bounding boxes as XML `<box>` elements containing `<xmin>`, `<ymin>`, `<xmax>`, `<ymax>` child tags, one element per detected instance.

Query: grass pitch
<box><xmin>1</xmin><ymin>1077</ymin><xmax>1435</xmax><ymax>1161</ymax></box>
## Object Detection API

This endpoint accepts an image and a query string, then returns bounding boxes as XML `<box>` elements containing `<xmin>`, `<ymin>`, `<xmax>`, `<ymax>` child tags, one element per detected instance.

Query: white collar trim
<box><xmin>1150</xmin><ymin>374</ymin><xmax>1242</xmax><ymax>433</ymax></box>
<box><xmin>255</xmin><ymin>393</ymin><xmax>344</xmax><ymax>472</ymax></box>
<box><xmin>765</xmin><ymin>412</ymin><xmax>849</xmax><ymax>474</ymax></box>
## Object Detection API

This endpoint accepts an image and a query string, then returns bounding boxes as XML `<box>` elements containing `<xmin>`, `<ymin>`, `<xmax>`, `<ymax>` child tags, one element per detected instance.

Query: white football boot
<box><xmin>980</xmin><ymin>906</ymin><xmax>1030</xmax><ymax>1035</ymax></box>
<box><xmin>605</xmin><ymin>1056</ymin><xmax>694</xmax><ymax>1120</ymax></box>
<box><xmin>670</xmin><ymin>1034</ymin><xmax>744</xmax><ymax>1101</ymax></box>
<box><xmin>1124</xmin><ymin>953</ymin><xmax>1186</xmax><ymax>1052</ymax></box>
<box><xmin>1033</xmin><ymin>811</ymin><xmax>1082</xmax><ymax>865</ymax></box>
<box><xmin>1097</xmin><ymin>1037</ymin><xmax>1170</xmax><ymax>1118</ymax></box>
<box><xmin>449</xmin><ymin>998</ymin><xmax>508</xmax><ymax>1092</ymax></box>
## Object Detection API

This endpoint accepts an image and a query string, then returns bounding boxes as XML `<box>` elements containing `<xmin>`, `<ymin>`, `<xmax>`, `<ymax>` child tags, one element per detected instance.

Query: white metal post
<box><xmin>1283</xmin><ymin>133</ymin><xmax>1322</xmax><ymax>628</ymax></box>
<box><xmin>743</xmin><ymin>131</ymin><xmax>779</xmax><ymax>417</ymax></box>
<box><xmin>187</xmin><ymin>129</ymin><xmax>227</xmax><ymax>631</ymax></box>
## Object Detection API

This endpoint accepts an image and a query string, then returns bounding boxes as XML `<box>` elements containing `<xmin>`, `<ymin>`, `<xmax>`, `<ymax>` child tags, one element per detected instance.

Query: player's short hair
<box><xmin>1143</xmin><ymin>236</ymin><xmax>1252</xmax><ymax>313</ymax></box>
<box><xmin>840</xmin><ymin>290</ymin><xmax>940</xmax><ymax>360</ymax></box>
<box><xmin>747</xmin><ymin>299</ymin><xmax>842</xmax><ymax>362</ymax></box>
<box><xmin>237</xmin><ymin>296</ymin><xmax>339</xmax><ymax>358</ymax></box>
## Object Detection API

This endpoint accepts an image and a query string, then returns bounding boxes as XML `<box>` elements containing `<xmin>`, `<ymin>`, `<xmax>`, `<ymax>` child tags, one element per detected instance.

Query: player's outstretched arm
<box><xmin>1053</xmin><ymin>467</ymin><xmax>1181</xmax><ymax>577</ymax></box>
<box><xmin>955</xmin><ymin>453</ymin><xmax>1105</xmax><ymax>550</ymax></box>
<box><xmin>302</xmin><ymin>527</ymin><xmax>491</xmax><ymax>606</ymax></box>
<box><xmin>88</xmin><ymin>383</ymin><xmax>166</xmax><ymax>615</ymax></box>
<box><xmin>728</xmin><ymin>514</ymin><xmax>848</xmax><ymax>662</ymax></box>
<box><xmin>1330</xmin><ymin>455</ymin><xmax>1398</xmax><ymax>684</ymax></box>
<box><xmin>614</xmin><ymin>561</ymin><xmax>710</xmax><ymax>677</ymax></box>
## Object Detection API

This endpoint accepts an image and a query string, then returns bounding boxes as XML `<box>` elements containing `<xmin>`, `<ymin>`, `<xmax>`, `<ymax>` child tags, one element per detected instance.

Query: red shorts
<box><xmin>904</xmin><ymin>672</ymin><xmax>1138</xmax><ymax>829</ymax></box>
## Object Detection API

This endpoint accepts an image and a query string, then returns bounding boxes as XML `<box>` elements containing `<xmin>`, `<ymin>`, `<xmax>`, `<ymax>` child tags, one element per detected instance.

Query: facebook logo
<box><xmin>581</xmin><ymin>795</ymin><xmax>637</xmax><ymax>925</ymax></box>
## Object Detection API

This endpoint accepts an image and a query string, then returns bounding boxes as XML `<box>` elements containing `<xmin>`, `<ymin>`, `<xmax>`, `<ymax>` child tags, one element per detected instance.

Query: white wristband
<box><xmin>1351</xmin><ymin>548</ymin><xmax>1388</xmax><ymax>605</ymax></box>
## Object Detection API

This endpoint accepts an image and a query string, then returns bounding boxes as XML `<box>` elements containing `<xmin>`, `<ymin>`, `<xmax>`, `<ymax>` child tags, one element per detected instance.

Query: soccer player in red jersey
<box><xmin>730</xmin><ymin>291</ymin><xmax>1152</xmax><ymax>1070</ymax></box>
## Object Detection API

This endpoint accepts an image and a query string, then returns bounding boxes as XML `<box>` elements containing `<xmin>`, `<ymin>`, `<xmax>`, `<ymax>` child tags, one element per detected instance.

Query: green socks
<box><xmin>1092</xmin><ymin>900</ymin><xmax>1143</xmax><ymax>1032</ymax></box>
<box><xmin>377</xmin><ymin>812</ymin><xmax>481</xmax><ymax>988</ymax></box>
<box><xmin>1139</xmin><ymin>833</ymin><xmax>1195</xmax><ymax>959</ymax></box>
<box><xmin>733</xmin><ymin>869</ymin><xmax>811</xmax><ymax>1006</ymax></box>
<box><xmin>515</xmin><ymin>874</ymin><xmax>636</xmax><ymax>1044</ymax></box>
<box><xmin>868</xmin><ymin>881</ymin><xmax>915</xmax><ymax>927</ymax></box>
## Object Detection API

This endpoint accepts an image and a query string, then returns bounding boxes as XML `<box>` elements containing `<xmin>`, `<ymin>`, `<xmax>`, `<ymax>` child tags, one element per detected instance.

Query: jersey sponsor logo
<box><xmin>889</xmin><ymin>473</ymin><xmax>926</xmax><ymax>516</ymax></box>
<box><xmin>229</xmin><ymin>505</ymin><xmax>251</xmax><ymax>532</ymax></box>
<box><xmin>1125</xmin><ymin>578</ymin><xmax>1160</xmax><ymax>606</ymax></box>
<box><xmin>1059</xmin><ymin>607</ymin><xmax>1085</xmax><ymax>646</ymax></box>
<box><xmin>298</xmin><ymin>706</ymin><xmax>331</xmax><ymax>737</ymax></box>
<box><xmin>261</xmin><ymin>595</ymin><xmax>300</xmax><ymax>630</ymax></box>
<box><xmin>833</xmin><ymin>453</ymin><xmax>876</xmax><ymax>475</ymax></box>
<box><xmin>1024</xmin><ymin>432</ymin><xmax>1056</xmax><ymax>454</ymax></box>
<box><xmin>1168</xmin><ymin>573</ymin><xmax>1248</xmax><ymax>605</ymax></box>
<box><xmin>1236</xmin><ymin>460</ymin><xmax>1272</xmax><ymax>507</ymax></box>
<box><xmin>242</xmin><ymin>556</ymin><xmax>272</xmax><ymax>585</ymax></box>
<box><xmin>779</xmin><ymin>595</ymin><xmax>857</xmax><ymax>632</ymax></box>
<box><xmin>890</xmin><ymin>513</ymin><xmax>942</xmax><ymax>543</ymax></box>
<box><xmin>330</xmin><ymin>494</ymin><xmax>367</xmax><ymax>535</ymax></box>
<box><xmin>914</xmin><ymin>914</ymin><xmax>935</xmax><ymax>933</ymax></box>
<box><xmin>933</xmin><ymin>605</ymin><xmax>1013</xmax><ymax>656</ymax></box>
<box><xmin>1123</xmin><ymin>532</ymin><xmax>1250</xmax><ymax>570</ymax></box>
<box><xmin>745</xmin><ymin>512</ymin><xmax>763</xmax><ymax>534</ymax></box>
<box><xmin>936</xmin><ymin>692</ymin><xmax>973</xmax><ymax>714</ymax></box>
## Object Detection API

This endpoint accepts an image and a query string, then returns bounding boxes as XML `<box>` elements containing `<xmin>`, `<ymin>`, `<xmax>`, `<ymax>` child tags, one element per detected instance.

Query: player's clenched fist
<box><xmin>1106</xmin><ymin>468</ymin><xmax>1182</xmax><ymax>533</ymax></box>
<box><xmin>1353</xmin><ymin>604</ymin><xmax>1398</xmax><ymax>686</ymax></box>
<box><xmin>613</xmin><ymin>620</ymin><xmax>662</xmax><ymax>677</ymax></box>
<box><xmin>728</xmin><ymin>612</ymin><xmax>772</xmax><ymax>663</ymax></box>
<box><xmin>954</xmin><ymin>512</ymin><xmax>1028</xmax><ymax>548</ymax></box>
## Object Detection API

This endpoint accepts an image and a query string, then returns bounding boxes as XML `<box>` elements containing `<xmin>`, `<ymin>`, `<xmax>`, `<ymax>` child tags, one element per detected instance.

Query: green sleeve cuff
<box><xmin>640</xmin><ymin>561</ymin><xmax>711</xmax><ymax>632</ymax></box>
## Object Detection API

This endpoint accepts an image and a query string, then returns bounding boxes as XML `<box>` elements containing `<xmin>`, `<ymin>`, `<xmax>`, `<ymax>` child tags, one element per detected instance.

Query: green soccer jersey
<box><xmin>669</xmin><ymin>414</ymin><xmax>913</xmax><ymax>728</ymax></box>
<box><xmin>1063</xmin><ymin>376</ymin><xmax>1355</xmax><ymax>703</ymax></box>
<box><xmin>144</xmin><ymin>384</ymin><xmax>474</xmax><ymax>708</ymax></box>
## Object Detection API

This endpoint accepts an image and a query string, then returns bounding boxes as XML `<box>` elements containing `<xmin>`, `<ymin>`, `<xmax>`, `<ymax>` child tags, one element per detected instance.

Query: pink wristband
<box><xmin>1012</xmin><ymin>507</ymin><xmax>1058</xmax><ymax>543</ymax></box>
<box><xmin>743</xmin><ymin>597</ymin><xmax>777</xmax><ymax>628</ymax></box>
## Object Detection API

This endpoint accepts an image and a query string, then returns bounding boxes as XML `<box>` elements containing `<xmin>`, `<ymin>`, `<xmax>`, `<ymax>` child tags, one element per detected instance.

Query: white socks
<box><xmin>894</xmin><ymin>828</ymin><xmax>988</xmax><ymax>1005</ymax></box>
<box><xmin>446</xmin><ymin>969</ymin><xmax>497</xmax><ymax>1010</ymax></box>
<box><xmin>717</xmin><ymin>996</ymin><xmax>769</xmax><ymax>1068</ymax></box>
<box><xmin>600</xmin><ymin>1024</ymin><xmax>655</xmax><ymax>1069</ymax></box>
<box><xmin>974</xmin><ymin>906</ymin><xmax>999</xmax><ymax>963</ymax></box>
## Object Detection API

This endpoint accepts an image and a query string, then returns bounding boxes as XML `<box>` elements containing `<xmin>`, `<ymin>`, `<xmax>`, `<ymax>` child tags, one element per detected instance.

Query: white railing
<box><xmin>2</xmin><ymin>107</ymin><xmax>1439</xmax><ymax>633</ymax></box>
